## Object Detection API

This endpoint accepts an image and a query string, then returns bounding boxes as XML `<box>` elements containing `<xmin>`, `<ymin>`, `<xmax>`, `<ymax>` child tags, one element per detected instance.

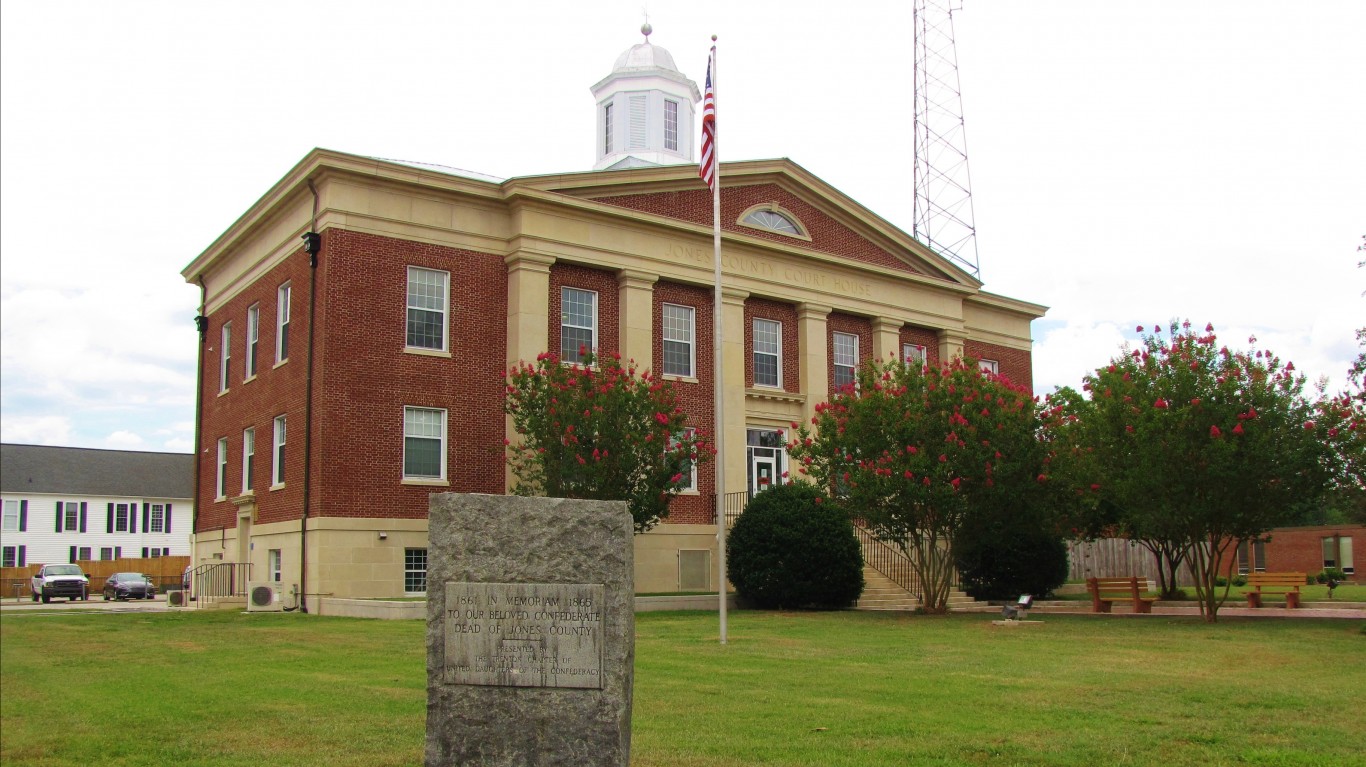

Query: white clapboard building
<box><xmin>0</xmin><ymin>444</ymin><xmax>192</xmax><ymax>568</ymax></box>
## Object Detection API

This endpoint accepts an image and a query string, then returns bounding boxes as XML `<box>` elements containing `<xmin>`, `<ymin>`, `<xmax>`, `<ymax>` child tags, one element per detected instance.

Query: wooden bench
<box><xmin>1086</xmin><ymin>577</ymin><xmax>1157</xmax><ymax>613</ymax></box>
<box><xmin>1244</xmin><ymin>572</ymin><xmax>1305</xmax><ymax>608</ymax></box>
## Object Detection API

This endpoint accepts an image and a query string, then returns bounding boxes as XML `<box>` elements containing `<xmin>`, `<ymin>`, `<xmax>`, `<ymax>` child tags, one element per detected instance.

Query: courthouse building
<box><xmin>182</xmin><ymin>33</ymin><xmax>1045</xmax><ymax>608</ymax></box>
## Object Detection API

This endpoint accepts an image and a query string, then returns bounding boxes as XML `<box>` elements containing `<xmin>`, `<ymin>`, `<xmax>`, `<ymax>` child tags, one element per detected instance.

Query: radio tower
<box><xmin>912</xmin><ymin>0</ymin><xmax>980</xmax><ymax>278</ymax></box>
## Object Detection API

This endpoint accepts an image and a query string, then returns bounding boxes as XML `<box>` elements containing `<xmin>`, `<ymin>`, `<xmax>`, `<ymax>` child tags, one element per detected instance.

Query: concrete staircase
<box><xmin>853</xmin><ymin>565</ymin><xmax>990</xmax><ymax>612</ymax></box>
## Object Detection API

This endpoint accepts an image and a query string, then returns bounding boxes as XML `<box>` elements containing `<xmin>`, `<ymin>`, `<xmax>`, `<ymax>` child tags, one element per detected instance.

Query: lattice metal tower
<box><xmin>912</xmin><ymin>0</ymin><xmax>980</xmax><ymax>278</ymax></box>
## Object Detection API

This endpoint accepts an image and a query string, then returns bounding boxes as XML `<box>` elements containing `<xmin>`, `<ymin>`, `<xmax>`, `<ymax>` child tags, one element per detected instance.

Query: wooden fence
<box><xmin>1</xmin><ymin>556</ymin><xmax>191</xmax><ymax>598</ymax></box>
<box><xmin>1066</xmin><ymin>539</ymin><xmax>1195</xmax><ymax>585</ymax></box>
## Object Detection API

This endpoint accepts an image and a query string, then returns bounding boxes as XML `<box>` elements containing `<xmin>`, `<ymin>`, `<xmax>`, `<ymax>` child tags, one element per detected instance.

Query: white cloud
<box><xmin>0</xmin><ymin>415</ymin><xmax>72</xmax><ymax>446</ymax></box>
<box><xmin>104</xmin><ymin>430</ymin><xmax>145</xmax><ymax>448</ymax></box>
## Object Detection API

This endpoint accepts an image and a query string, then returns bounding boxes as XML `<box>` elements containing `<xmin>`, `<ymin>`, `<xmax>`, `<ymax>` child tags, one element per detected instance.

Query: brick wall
<box><xmin>899</xmin><ymin>325</ymin><xmax>941</xmax><ymax>367</ymax></box>
<box><xmin>198</xmin><ymin>246</ymin><xmax>313</xmax><ymax>532</ymax></box>
<box><xmin>1257</xmin><ymin>526</ymin><xmax>1362</xmax><ymax>580</ymax></box>
<box><xmin>652</xmin><ymin>282</ymin><xmax>716</xmax><ymax>525</ymax></box>
<box><xmin>827</xmin><ymin>313</ymin><xmax>873</xmax><ymax>393</ymax></box>
<box><xmin>549</xmin><ymin>264</ymin><xmax>620</xmax><ymax>360</ymax></box>
<box><xmin>591</xmin><ymin>184</ymin><xmax>923</xmax><ymax>277</ymax></box>
<box><xmin>964</xmin><ymin>340</ymin><xmax>1034</xmax><ymax>393</ymax></box>
<box><xmin>744</xmin><ymin>298</ymin><xmax>801</xmax><ymax>393</ymax></box>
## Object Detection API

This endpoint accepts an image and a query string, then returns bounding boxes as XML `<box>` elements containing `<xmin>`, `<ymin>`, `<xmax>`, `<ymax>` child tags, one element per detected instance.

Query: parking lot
<box><xmin>0</xmin><ymin>593</ymin><xmax>174</xmax><ymax>615</ymax></box>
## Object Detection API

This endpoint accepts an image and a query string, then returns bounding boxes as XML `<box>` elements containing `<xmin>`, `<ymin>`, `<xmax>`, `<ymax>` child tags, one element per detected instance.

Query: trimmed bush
<box><xmin>726</xmin><ymin>483</ymin><xmax>864</xmax><ymax>610</ymax></box>
<box><xmin>955</xmin><ymin>517</ymin><xmax>1068</xmax><ymax>601</ymax></box>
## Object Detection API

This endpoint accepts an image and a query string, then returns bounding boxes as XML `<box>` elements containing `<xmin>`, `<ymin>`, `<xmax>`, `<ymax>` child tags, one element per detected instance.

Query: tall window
<box><xmin>276</xmin><ymin>283</ymin><xmax>291</xmax><ymax>363</ymax></box>
<box><xmin>603</xmin><ymin>103</ymin><xmax>613</xmax><ymax>154</ymax></box>
<box><xmin>219</xmin><ymin>322</ymin><xmax>231</xmax><ymax>393</ymax></box>
<box><xmin>242</xmin><ymin>427</ymin><xmax>255</xmax><ymax>493</ymax></box>
<box><xmin>2</xmin><ymin>500</ymin><xmax>17</xmax><ymax>531</ymax></box>
<box><xmin>833</xmin><ymin>332</ymin><xmax>858</xmax><ymax>389</ymax></box>
<box><xmin>406</xmin><ymin>267</ymin><xmax>449</xmax><ymax>351</ymax></box>
<box><xmin>629</xmin><ymin>94</ymin><xmax>647</xmax><ymax>149</ymax></box>
<box><xmin>268</xmin><ymin>549</ymin><xmax>282</xmax><ymax>582</ymax></box>
<box><xmin>63</xmin><ymin>502</ymin><xmax>78</xmax><ymax>531</ymax></box>
<box><xmin>979</xmin><ymin>359</ymin><xmax>1000</xmax><ymax>375</ymax></box>
<box><xmin>903</xmin><ymin>343</ymin><xmax>927</xmax><ymax>365</ymax></box>
<box><xmin>664</xmin><ymin>100</ymin><xmax>679</xmax><ymax>151</ymax></box>
<box><xmin>662</xmin><ymin>304</ymin><xmax>695</xmax><ymax>377</ymax></box>
<box><xmin>1322</xmin><ymin>536</ymin><xmax>1354</xmax><ymax>573</ymax></box>
<box><xmin>405</xmin><ymin>548</ymin><xmax>428</xmax><ymax>594</ymax></box>
<box><xmin>216</xmin><ymin>438</ymin><xmax>228</xmax><ymax>499</ymax></box>
<box><xmin>272</xmin><ymin>415</ymin><xmax>287</xmax><ymax>486</ymax></box>
<box><xmin>1</xmin><ymin>547</ymin><xmax>16</xmax><ymax>567</ymax></box>
<box><xmin>115</xmin><ymin>504</ymin><xmax>130</xmax><ymax>532</ymax></box>
<box><xmin>561</xmin><ymin>287</ymin><xmax>597</xmax><ymax>363</ymax></box>
<box><xmin>754</xmin><ymin>319</ymin><xmax>782</xmax><ymax>388</ymax></box>
<box><xmin>670</xmin><ymin>428</ymin><xmax>697</xmax><ymax>491</ymax></box>
<box><xmin>149</xmin><ymin>504</ymin><xmax>165</xmax><ymax>534</ymax></box>
<box><xmin>403</xmin><ymin>407</ymin><xmax>446</xmax><ymax>480</ymax></box>
<box><xmin>246</xmin><ymin>303</ymin><xmax>260</xmax><ymax>378</ymax></box>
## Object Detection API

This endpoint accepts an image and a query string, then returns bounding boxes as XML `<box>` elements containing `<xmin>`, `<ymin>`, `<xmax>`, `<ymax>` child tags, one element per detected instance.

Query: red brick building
<box><xmin>182</xmin><ymin>40</ymin><xmax>1044</xmax><ymax>608</ymax></box>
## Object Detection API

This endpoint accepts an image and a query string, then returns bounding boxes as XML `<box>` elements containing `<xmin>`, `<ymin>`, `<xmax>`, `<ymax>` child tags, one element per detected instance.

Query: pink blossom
<box><xmin>1209</xmin><ymin>425</ymin><xmax>1222</xmax><ymax>438</ymax></box>
<box><xmin>1154</xmin><ymin>399</ymin><xmax>1169</xmax><ymax>409</ymax></box>
<box><xmin>654</xmin><ymin>412</ymin><xmax>669</xmax><ymax>425</ymax></box>
<box><xmin>1232</xmin><ymin>423</ymin><xmax>1244</xmax><ymax>435</ymax></box>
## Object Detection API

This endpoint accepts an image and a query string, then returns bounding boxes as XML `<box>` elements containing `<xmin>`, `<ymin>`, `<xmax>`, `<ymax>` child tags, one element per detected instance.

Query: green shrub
<box><xmin>1215</xmin><ymin>574</ymin><xmax>1248</xmax><ymax>588</ymax></box>
<box><xmin>726</xmin><ymin>483</ymin><xmax>864</xmax><ymax>610</ymax></box>
<box><xmin>954</xmin><ymin>514</ymin><xmax>1068</xmax><ymax>601</ymax></box>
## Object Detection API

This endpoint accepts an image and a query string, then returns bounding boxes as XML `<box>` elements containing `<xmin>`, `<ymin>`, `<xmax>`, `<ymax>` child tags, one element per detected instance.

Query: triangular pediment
<box><xmin>507</xmin><ymin>158</ymin><xmax>980</xmax><ymax>288</ymax></box>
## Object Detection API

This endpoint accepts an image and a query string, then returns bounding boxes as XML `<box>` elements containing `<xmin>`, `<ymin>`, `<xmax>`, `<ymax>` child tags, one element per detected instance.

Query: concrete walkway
<box><xmin>1010</xmin><ymin>600</ymin><xmax>1366</xmax><ymax>620</ymax></box>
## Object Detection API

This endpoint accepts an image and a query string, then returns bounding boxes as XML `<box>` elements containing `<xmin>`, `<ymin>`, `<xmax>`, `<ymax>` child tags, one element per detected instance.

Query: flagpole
<box><xmin>704</xmin><ymin>37</ymin><xmax>727</xmax><ymax>646</ymax></box>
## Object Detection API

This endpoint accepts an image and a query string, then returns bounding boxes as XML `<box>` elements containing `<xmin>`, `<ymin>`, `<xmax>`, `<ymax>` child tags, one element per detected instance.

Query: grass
<box><xmin>2</xmin><ymin>610</ymin><xmax>1363</xmax><ymax>766</ymax></box>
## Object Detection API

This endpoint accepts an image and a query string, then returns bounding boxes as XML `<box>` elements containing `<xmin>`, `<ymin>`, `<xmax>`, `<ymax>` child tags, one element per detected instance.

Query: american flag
<box><xmin>698</xmin><ymin>53</ymin><xmax>716</xmax><ymax>193</ymax></box>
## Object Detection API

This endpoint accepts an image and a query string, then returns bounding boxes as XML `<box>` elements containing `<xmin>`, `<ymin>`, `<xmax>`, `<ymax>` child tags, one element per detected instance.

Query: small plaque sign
<box><xmin>443</xmin><ymin>582</ymin><xmax>604</xmax><ymax>689</ymax></box>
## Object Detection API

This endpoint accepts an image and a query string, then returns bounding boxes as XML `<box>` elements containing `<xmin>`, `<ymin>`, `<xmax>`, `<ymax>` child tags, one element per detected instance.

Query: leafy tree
<box><xmin>504</xmin><ymin>349</ymin><xmax>711</xmax><ymax>533</ymax></box>
<box><xmin>1046</xmin><ymin>321</ymin><xmax>1342</xmax><ymax>621</ymax></box>
<box><xmin>726</xmin><ymin>482</ymin><xmax>864</xmax><ymax>610</ymax></box>
<box><xmin>955</xmin><ymin>504</ymin><xmax>1069</xmax><ymax>601</ymax></box>
<box><xmin>789</xmin><ymin>357</ymin><xmax>1050</xmax><ymax>614</ymax></box>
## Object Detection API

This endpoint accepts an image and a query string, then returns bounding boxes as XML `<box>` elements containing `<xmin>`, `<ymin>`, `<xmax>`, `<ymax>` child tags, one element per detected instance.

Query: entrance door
<box><xmin>746</xmin><ymin>428</ymin><xmax>786</xmax><ymax>497</ymax></box>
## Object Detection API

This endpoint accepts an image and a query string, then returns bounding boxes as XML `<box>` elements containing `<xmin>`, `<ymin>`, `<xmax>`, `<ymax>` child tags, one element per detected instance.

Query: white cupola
<box><xmin>590</xmin><ymin>24</ymin><xmax>702</xmax><ymax>170</ymax></box>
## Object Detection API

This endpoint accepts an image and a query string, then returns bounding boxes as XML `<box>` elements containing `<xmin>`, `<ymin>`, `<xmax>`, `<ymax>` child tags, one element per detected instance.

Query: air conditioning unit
<box><xmin>166</xmin><ymin>590</ymin><xmax>187</xmax><ymax>608</ymax></box>
<box><xmin>246</xmin><ymin>581</ymin><xmax>284</xmax><ymax>612</ymax></box>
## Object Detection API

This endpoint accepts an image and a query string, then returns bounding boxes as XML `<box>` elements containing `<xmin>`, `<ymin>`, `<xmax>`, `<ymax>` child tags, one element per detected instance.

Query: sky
<box><xmin>2</xmin><ymin>0</ymin><xmax>1362</xmax><ymax>453</ymax></box>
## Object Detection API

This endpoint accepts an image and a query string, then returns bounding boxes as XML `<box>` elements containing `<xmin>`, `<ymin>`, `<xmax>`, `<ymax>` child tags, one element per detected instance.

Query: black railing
<box><xmin>719</xmin><ymin>491</ymin><xmax>751</xmax><ymax>529</ymax></box>
<box><xmin>851</xmin><ymin>524</ymin><xmax>921</xmax><ymax>598</ymax></box>
<box><xmin>188</xmin><ymin>562</ymin><xmax>251</xmax><ymax>602</ymax></box>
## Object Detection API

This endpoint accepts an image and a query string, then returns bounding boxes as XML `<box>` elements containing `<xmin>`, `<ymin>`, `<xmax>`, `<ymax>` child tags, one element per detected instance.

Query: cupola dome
<box><xmin>590</xmin><ymin>25</ymin><xmax>701</xmax><ymax>170</ymax></box>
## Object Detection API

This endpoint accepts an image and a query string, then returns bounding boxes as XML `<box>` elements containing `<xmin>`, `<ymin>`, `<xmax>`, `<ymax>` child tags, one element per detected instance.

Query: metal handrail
<box><xmin>188</xmin><ymin>562</ymin><xmax>252</xmax><ymax>602</ymax></box>
<box><xmin>719</xmin><ymin>490</ymin><xmax>751</xmax><ymax>529</ymax></box>
<box><xmin>851</xmin><ymin>523</ymin><xmax>921</xmax><ymax>598</ymax></box>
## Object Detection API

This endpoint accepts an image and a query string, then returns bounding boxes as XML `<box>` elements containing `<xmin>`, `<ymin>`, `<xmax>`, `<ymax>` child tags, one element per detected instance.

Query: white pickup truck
<box><xmin>31</xmin><ymin>564</ymin><xmax>90</xmax><ymax>603</ymax></box>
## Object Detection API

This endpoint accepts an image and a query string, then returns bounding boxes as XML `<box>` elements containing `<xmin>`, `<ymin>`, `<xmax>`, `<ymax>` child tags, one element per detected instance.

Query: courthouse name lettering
<box><xmin>667</xmin><ymin>244</ymin><xmax>871</xmax><ymax>298</ymax></box>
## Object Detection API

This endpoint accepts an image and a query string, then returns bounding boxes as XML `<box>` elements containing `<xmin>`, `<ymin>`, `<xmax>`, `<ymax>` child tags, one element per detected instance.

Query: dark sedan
<box><xmin>102</xmin><ymin>572</ymin><xmax>156</xmax><ymax>601</ymax></box>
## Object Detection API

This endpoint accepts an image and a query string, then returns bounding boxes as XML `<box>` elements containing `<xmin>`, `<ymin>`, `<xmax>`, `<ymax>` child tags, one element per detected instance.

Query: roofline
<box><xmin>0</xmin><ymin>443</ymin><xmax>193</xmax><ymax>458</ymax></box>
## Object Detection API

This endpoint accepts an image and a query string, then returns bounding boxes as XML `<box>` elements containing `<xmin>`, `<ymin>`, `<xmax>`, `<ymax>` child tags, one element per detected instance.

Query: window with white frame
<box><xmin>833</xmin><ymin>332</ymin><xmax>859</xmax><ymax>389</ymax></box>
<box><xmin>664</xmin><ymin>99</ymin><xmax>679</xmax><ymax>151</ymax></box>
<box><xmin>100</xmin><ymin>547</ymin><xmax>113</xmax><ymax>561</ymax></box>
<box><xmin>115</xmin><ymin>504</ymin><xmax>130</xmax><ymax>533</ymax></box>
<box><xmin>246</xmin><ymin>303</ymin><xmax>260</xmax><ymax>379</ymax></box>
<box><xmin>276</xmin><ymin>283</ymin><xmax>291</xmax><ymax>363</ymax></box>
<box><xmin>242</xmin><ymin>427</ymin><xmax>255</xmax><ymax>493</ymax></box>
<box><xmin>754</xmin><ymin>319</ymin><xmax>782</xmax><ymax>388</ymax></box>
<box><xmin>403</xmin><ymin>406</ymin><xmax>446</xmax><ymax>480</ymax></box>
<box><xmin>903</xmin><ymin>343</ymin><xmax>927</xmax><ymax>365</ymax></box>
<box><xmin>405</xmin><ymin>548</ymin><xmax>428</xmax><ymax>594</ymax></box>
<box><xmin>560</xmin><ymin>287</ymin><xmax>597</xmax><ymax>363</ymax></box>
<box><xmin>268</xmin><ymin>549</ymin><xmax>281</xmax><ymax>582</ymax></box>
<box><xmin>78</xmin><ymin>546</ymin><xmax>91</xmax><ymax>561</ymax></box>
<box><xmin>2</xmin><ymin>500</ymin><xmax>17</xmax><ymax>531</ymax></box>
<box><xmin>219</xmin><ymin>322</ymin><xmax>231</xmax><ymax>392</ymax></box>
<box><xmin>742</xmin><ymin>209</ymin><xmax>801</xmax><ymax>236</ymax></box>
<box><xmin>406</xmin><ymin>267</ymin><xmax>449</xmax><ymax>351</ymax></box>
<box><xmin>149</xmin><ymin>504</ymin><xmax>165</xmax><ymax>533</ymax></box>
<box><xmin>2</xmin><ymin>547</ymin><xmax>16</xmax><ymax>568</ymax></box>
<box><xmin>979</xmin><ymin>359</ymin><xmax>999</xmax><ymax>376</ymax></box>
<box><xmin>669</xmin><ymin>428</ymin><xmax>698</xmax><ymax>492</ymax></box>
<box><xmin>272</xmin><ymin>415</ymin><xmax>286</xmax><ymax>486</ymax></box>
<box><xmin>216</xmin><ymin>438</ymin><xmax>228</xmax><ymax>499</ymax></box>
<box><xmin>63</xmin><ymin>502</ymin><xmax>78</xmax><ymax>531</ymax></box>
<box><xmin>662</xmin><ymin>303</ymin><xmax>695</xmax><ymax>377</ymax></box>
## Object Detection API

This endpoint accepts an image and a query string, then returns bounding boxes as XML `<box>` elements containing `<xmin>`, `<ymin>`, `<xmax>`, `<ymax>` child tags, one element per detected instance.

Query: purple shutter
<box><xmin>142</xmin><ymin>503</ymin><xmax>150</xmax><ymax>533</ymax></box>
<box><xmin>18</xmin><ymin>500</ymin><xmax>26</xmax><ymax>532</ymax></box>
<box><xmin>114</xmin><ymin>546</ymin><xmax>122</xmax><ymax>559</ymax></box>
<box><xmin>141</xmin><ymin>547</ymin><xmax>149</xmax><ymax>558</ymax></box>
<box><xmin>56</xmin><ymin>501</ymin><xmax>62</xmax><ymax>532</ymax></box>
<box><xmin>165</xmin><ymin>504</ymin><xmax>173</xmax><ymax>534</ymax></box>
<box><xmin>107</xmin><ymin>503</ymin><xmax>114</xmax><ymax>533</ymax></box>
<box><xmin>17</xmin><ymin>546</ymin><xmax>25</xmax><ymax>567</ymax></box>
<box><xmin>79</xmin><ymin>502</ymin><xmax>88</xmax><ymax>533</ymax></box>
<box><xmin>130</xmin><ymin>505</ymin><xmax>137</xmax><ymax>534</ymax></box>
<box><xmin>69</xmin><ymin>546</ymin><xmax>77</xmax><ymax>563</ymax></box>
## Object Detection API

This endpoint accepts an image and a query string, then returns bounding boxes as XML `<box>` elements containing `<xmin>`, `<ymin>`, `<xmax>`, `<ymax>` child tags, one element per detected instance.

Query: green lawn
<box><xmin>2</xmin><ymin>610</ymin><xmax>1362</xmax><ymax>766</ymax></box>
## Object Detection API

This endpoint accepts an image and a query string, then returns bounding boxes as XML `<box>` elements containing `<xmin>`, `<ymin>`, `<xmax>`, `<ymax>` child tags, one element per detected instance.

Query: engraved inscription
<box><xmin>444</xmin><ymin>582</ymin><xmax>604</xmax><ymax>689</ymax></box>
<box><xmin>665</xmin><ymin>243</ymin><xmax>871</xmax><ymax>297</ymax></box>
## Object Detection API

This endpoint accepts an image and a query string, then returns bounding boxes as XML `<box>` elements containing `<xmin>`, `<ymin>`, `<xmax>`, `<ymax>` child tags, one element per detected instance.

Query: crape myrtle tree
<box><xmin>788</xmin><ymin>356</ymin><xmax>1052</xmax><ymax>614</ymax></box>
<box><xmin>504</xmin><ymin>349</ymin><xmax>712</xmax><ymax>533</ymax></box>
<box><xmin>1045</xmin><ymin>321</ymin><xmax>1351</xmax><ymax>622</ymax></box>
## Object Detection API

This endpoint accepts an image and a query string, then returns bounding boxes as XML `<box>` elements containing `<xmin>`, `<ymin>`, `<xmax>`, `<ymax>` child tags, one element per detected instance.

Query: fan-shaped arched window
<box><xmin>738</xmin><ymin>204</ymin><xmax>809</xmax><ymax>239</ymax></box>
